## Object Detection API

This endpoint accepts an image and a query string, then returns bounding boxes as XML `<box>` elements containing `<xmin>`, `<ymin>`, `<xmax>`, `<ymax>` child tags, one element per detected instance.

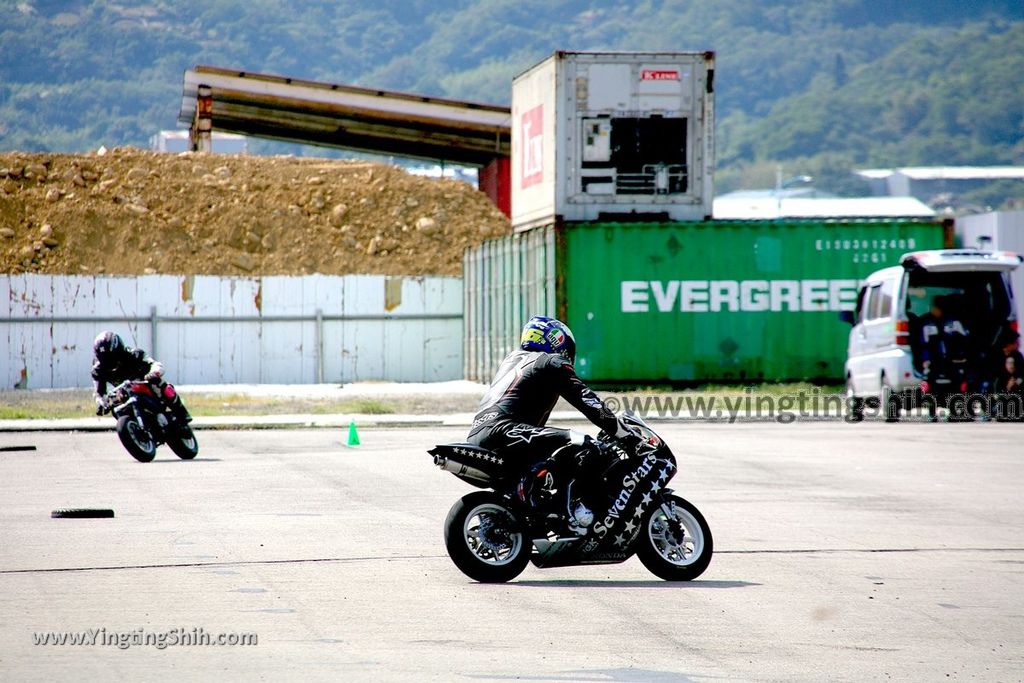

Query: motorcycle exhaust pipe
<box><xmin>433</xmin><ymin>455</ymin><xmax>491</xmax><ymax>483</ymax></box>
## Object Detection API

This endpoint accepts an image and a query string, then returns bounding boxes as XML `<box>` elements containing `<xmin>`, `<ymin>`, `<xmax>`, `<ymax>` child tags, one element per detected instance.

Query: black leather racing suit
<box><xmin>467</xmin><ymin>349</ymin><xmax>622</xmax><ymax>465</ymax></box>
<box><xmin>92</xmin><ymin>347</ymin><xmax>188</xmax><ymax>419</ymax></box>
<box><xmin>92</xmin><ymin>347</ymin><xmax>159</xmax><ymax>395</ymax></box>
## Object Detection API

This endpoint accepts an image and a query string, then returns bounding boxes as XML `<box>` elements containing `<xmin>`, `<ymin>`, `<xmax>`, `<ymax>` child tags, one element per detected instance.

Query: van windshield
<box><xmin>904</xmin><ymin>269</ymin><xmax>1012</xmax><ymax>368</ymax></box>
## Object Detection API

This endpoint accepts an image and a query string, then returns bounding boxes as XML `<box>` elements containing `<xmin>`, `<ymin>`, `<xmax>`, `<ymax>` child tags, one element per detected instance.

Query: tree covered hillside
<box><xmin>1</xmin><ymin>0</ymin><xmax>1022</xmax><ymax>195</ymax></box>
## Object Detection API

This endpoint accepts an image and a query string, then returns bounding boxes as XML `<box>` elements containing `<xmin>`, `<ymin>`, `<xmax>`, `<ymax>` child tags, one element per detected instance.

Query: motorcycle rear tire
<box><xmin>116</xmin><ymin>415</ymin><xmax>157</xmax><ymax>463</ymax></box>
<box><xmin>444</xmin><ymin>491</ymin><xmax>530</xmax><ymax>583</ymax></box>
<box><xmin>168</xmin><ymin>425</ymin><xmax>199</xmax><ymax>460</ymax></box>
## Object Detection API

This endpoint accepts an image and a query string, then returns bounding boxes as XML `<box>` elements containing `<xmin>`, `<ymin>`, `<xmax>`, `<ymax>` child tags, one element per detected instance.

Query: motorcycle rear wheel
<box><xmin>116</xmin><ymin>415</ymin><xmax>156</xmax><ymax>463</ymax></box>
<box><xmin>636</xmin><ymin>495</ymin><xmax>713</xmax><ymax>581</ymax></box>
<box><xmin>444</xmin><ymin>491</ymin><xmax>530</xmax><ymax>583</ymax></box>
<box><xmin>168</xmin><ymin>425</ymin><xmax>199</xmax><ymax>460</ymax></box>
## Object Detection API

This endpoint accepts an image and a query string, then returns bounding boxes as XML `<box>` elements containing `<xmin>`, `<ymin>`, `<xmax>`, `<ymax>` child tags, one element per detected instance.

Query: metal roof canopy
<box><xmin>178</xmin><ymin>66</ymin><xmax>511</xmax><ymax>166</ymax></box>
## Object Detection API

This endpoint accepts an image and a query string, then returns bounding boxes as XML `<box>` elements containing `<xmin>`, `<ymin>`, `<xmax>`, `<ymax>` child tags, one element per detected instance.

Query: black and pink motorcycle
<box><xmin>102</xmin><ymin>380</ymin><xmax>198</xmax><ymax>463</ymax></box>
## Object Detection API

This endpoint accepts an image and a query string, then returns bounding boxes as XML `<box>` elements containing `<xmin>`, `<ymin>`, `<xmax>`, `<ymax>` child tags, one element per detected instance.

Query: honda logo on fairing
<box><xmin>641</xmin><ymin>70</ymin><xmax>680</xmax><ymax>81</ymax></box>
<box><xmin>520</xmin><ymin>104</ymin><xmax>543</xmax><ymax>189</ymax></box>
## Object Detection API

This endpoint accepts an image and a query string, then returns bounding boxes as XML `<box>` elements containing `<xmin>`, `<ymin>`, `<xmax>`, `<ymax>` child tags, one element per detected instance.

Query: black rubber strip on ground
<box><xmin>51</xmin><ymin>508</ymin><xmax>115</xmax><ymax>519</ymax></box>
<box><xmin>0</xmin><ymin>446</ymin><xmax>37</xmax><ymax>452</ymax></box>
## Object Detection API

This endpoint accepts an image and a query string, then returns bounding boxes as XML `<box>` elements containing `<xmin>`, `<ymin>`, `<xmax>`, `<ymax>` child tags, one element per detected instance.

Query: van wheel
<box><xmin>846</xmin><ymin>377</ymin><xmax>864</xmax><ymax>422</ymax></box>
<box><xmin>882</xmin><ymin>375</ymin><xmax>900</xmax><ymax>423</ymax></box>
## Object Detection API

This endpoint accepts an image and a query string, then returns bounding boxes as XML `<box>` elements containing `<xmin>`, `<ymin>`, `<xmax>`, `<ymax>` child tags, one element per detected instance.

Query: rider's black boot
<box><xmin>168</xmin><ymin>395</ymin><xmax>192</xmax><ymax>424</ymax></box>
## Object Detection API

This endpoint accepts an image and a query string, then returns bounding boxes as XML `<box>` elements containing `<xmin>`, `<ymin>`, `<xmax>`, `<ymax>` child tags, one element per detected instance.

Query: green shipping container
<box><xmin>464</xmin><ymin>219</ymin><xmax>952</xmax><ymax>383</ymax></box>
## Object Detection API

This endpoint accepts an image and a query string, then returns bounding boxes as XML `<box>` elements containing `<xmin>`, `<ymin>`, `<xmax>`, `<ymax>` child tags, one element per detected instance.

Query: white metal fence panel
<box><xmin>1</xmin><ymin>274</ymin><xmax>462</xmax><ymax>389</ymax></box>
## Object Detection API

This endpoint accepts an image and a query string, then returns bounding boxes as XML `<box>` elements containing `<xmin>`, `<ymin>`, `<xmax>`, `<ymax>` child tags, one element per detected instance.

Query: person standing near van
<box><xmin>920</xmin><ymin>296</ymin><xmax>971</xmax><ymax>420</ymax></box>
<box><xmin>994</xmin><ymin>330</ymin><xmax>1024</xmax><ymax>420</ymax></box>
<box><xmin>920</xmin><ymin>296</ymin><xmax>970</xmax><ymax>373</ymax></box>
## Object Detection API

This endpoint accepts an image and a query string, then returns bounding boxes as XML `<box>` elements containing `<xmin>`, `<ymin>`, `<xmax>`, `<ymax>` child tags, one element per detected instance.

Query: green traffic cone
<box><xmin>347</xmin><ymin>420</ymin><xmax>361</xmax><ymax>447</ymax></box>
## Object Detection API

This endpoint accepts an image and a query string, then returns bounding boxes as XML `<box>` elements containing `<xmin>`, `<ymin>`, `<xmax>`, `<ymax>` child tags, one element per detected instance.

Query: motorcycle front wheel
<box><xmin>168</xmin><ymin>425</ymin><xmax>199</xmax><ymax>460</ymax></box>
<box><xmin>636</xmin><ymin>494</ymin><xmax>713</xmax><ymax>581</ymax></box>
<box><xmin>444</xmin><ymin>491</ymin><xmax>530</xmax><ymax>583</ymax></box>
<box><xmin>116</xmin><ymin>415</ymin><xmax>157</xmax><ymax>463</ymax></box>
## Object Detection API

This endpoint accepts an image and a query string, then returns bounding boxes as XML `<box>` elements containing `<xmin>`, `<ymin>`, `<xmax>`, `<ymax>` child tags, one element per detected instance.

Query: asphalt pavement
<box><xmin>0</xmin><ymin>422</ymin><xmax>1021</xmax><ymax>681</ymax></box>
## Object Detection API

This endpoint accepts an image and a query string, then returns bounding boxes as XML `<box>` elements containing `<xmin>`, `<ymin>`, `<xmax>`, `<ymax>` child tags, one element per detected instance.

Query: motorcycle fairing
<box><xmin>530</xmin><ymin>453</ymin><xmax>677</xmax><ymax>568</ymax></box>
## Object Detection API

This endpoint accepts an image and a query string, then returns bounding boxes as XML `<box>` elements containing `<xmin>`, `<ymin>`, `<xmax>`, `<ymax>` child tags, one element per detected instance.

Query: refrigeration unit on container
<box><xmin>511</xmin><ymin>51</ymin><xmax>715</xmax><ymax>231</ymax></box>
<box><xmin>464</xmin><ymin>219</ymin><xmax>954</xmax><ymax>383</ymax></box>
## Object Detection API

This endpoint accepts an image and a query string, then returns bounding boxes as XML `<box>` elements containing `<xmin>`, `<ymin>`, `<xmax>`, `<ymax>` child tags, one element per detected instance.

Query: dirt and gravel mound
<box><xmin>0</xmin><ymin>147</ymin><xmax>510</xmax><ymax>276</ymax></box>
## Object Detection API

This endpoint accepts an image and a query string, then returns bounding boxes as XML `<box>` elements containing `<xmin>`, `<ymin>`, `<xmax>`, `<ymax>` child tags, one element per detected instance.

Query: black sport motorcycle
<box><xmin>102</xmin><ymin>380</ymin><xmax>198</xmax><ymax>463</ymax></box>
<box><xmin>429</xmin><ymin>413</ymin><xmax>712</xmax><ymax>583</ymax></box>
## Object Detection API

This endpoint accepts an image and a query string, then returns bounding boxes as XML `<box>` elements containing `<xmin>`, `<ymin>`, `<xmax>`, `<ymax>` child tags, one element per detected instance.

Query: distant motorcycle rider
<box><xmin>91</xmin><ymin>331</ymin><xmax>191</xmax><ymax>423</ymax></box>
<box><xmin>467</xmin><ymin>316</ymin><xmax>640</xmax><ymax>534</ymax></box>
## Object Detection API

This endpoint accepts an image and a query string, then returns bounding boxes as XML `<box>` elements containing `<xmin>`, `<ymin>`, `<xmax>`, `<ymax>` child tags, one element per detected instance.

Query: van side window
<box><xmin>878</xmin><ymin>277</ymin><xmax>894</xmax><ymax>318</ymax></box>
<box><xmin>867</xmin><ymin>283</ymin><xmax>883</xmax><ymax>320</ymax></box>
<box><xmin>855</xmin><ymin>286</ymin><xmax>868</xmax><ymax>322</ymax></box>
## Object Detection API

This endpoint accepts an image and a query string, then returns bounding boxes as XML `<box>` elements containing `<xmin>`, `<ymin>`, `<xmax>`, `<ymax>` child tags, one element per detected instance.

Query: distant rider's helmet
<box><xmin>93</xmin><ymin>331</ymin><xmax>124</xmax><ymax>358</ymax></box>
<box><xmin>520</xmin><ymin>316</ymin><xmax>577</xmax><ymax>364</ymax></box>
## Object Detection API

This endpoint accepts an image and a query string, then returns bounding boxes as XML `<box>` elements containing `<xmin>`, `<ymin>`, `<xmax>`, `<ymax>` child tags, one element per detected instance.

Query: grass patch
<box><xmin>681</xmin><ymin>382</ymin><xmax>844</xmax><ymax>397</ymax></box>
<box><xmin>337</xmin><ymin>398</ymin><xmax>395</xmax><ymax>415</ymax></box>
<box><xmin>0</xmin><ymin>382</ymin><xmax>843</xmax><ymax>420</ymax></box>
<box><xmin>0</xmin><ymin>390</ymin><xmax>96</xmax><ymax>419</ymax></box>
<box><xmin>308</xmin><ymin>398</ymin><xmax>395</xmax><ymax>415</ymax></box>
<box><xmin>0</xmin><ymin>389</ymin><xmax>438</xmax><ymax>419</ymax></box>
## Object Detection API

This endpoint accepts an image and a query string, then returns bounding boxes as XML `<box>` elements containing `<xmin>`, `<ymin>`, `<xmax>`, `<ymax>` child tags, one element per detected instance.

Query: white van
<box><xmin>841</xmin><ymin>249</ymin><xmax>1022</xmax><ymax>420</ymax></box>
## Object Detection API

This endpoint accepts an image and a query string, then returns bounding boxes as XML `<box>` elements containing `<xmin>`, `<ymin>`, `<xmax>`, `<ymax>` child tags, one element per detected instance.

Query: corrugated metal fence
<box><xmin>463</xmin><ymin>225</ymin><xmax>556</xmax><ymax>381</ymax></box>
<box><xmin>2</xmin><ymin>274</ymin><xmax>462</xmax><ymax>389</ymax></box>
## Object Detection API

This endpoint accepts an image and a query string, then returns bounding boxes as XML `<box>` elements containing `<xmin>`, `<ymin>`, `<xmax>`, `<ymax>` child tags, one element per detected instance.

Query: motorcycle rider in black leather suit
<box><xmin>91</xmin><ymin>331</ymin><xmax>192</xmax><ymax>423</ymax></box>
<box><xmin>468</xmin><ymin>316</ymin><xmax>639</xmax><ymax>534</ymax></box>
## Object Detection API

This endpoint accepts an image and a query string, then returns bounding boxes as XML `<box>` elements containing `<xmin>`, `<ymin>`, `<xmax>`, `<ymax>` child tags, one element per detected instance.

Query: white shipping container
<box><xmin>957</xmin><ymin>210</ymin><xmax>1024</xmax><ymax>327</ymax></box>
<box><xmin>511</xmin><ymin>51</ymin><xmax>715</xmax><ymax>230</ymax></box>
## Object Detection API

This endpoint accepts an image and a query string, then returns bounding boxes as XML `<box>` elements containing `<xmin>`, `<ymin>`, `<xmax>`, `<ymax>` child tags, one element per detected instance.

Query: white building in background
<box><xmin>150</xmin><ymin>130</ymin><xmax>248</xmax><ymax>154</ymax></box>
<box><xmin>404</xmin><ymin>165</ymin><xmax>478</xmax><ymax>184</ymax></box>
<box><xmin>856</xmin><ymin>166</ymin><xmax>1024</xmax><ymax>199</ymax></box>
<box><xmin>713</xmin><ymin>188</ymin><xmax>936</xmax><ymax>220</ymax></box>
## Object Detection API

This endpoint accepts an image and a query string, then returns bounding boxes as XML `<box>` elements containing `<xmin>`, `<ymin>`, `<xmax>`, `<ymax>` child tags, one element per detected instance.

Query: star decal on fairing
<box><xmin>450</xmin><ymin>447</ymin><xmax>503</xmax><ymax>465</ymax></box>
<box><xmin>623</xmin><ymin>520</ymin><xmax>636</xmax><ymax>534</ymax></box>
<box><xmin>658</xmin><ymin>467</ymin><xmax>670</xmax><ymax>483</ymax></box>
<box><xmin>613</xmin><ymin>533</ymin><xmax>628</xmax><ymax>547</ymax></box>
<box><xmin>641</xmin><ymin>491</ymin><xmax>652</xmax><ymax>505</ymax></box>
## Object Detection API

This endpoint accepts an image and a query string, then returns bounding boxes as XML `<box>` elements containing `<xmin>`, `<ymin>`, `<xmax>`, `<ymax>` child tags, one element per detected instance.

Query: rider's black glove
<box><xmin>619</xmin><ymin>431</ymin><xmax>643</xmax><ymax>455</ymax></box>
<box><xmin>613</xmin><ymin>418</ymin><xmax>643</xmax><ymax>455</ymax></box>
<box><xmin>95</xmin><ymin>396</ymin><xmax>107</xmax><ymax>415</ymax></box>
